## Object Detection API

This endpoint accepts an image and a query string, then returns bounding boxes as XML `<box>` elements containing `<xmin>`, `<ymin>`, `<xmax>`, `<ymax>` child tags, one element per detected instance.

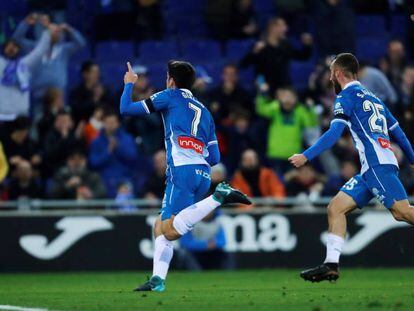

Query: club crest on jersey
<box><xmin>178</xmin><ymin>136</ymin><xmax>204</xmax><ymax>154</ymax></box>
<box><xmin>334</xmin><ymin>102</ymin><xmax>344</xmax><ymax>115</ymax></box>
<box><xmin>377</xmin><ymin>137</ymin><xmax>392</xmax><ymax>150</ymax></box>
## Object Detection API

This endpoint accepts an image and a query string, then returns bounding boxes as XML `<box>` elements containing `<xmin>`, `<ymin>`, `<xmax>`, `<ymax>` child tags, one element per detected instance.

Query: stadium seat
<box><xmin>391</xmin><ymin>14</ymin><xmax>407</xmax><ymax>37</ymax></box>
<box><xmin>226</xmin><ymin>39</ymin><xmax>255</xmax><ymax>62</ymax></box>
<box><xmin>356</xmin><ymin>15</ymin><xmax>386</xmax><ymax>37</ymax></box>
<box><xmin>253</xmin><ymin>0</ymin><xmax>276</xmax><ymax>14</ymax></box>
<box><xmin>71</xmin><ymin>45</ymin><xmax>92</xmax><ymax>64</ymax></box>
<box><xmin>95</xmin><ymin>41</ymin><xmax>135</xmax><ymax>62</ymax></box>
<box><xmin>356</xmin><ymin>37</ymin><xmax>389</xmax><ymax>63</ymax></box>
<box><xmin>138</xmin><ymin>40</ymin><xmax>179</xmax><ymax>63</ymax></box>
<box><xmin>99</xmin><ymin>62</ymin><xmax>126</xmax><ymax>91</ymax></box>
<box><xmin>181</xmin><ymin>40</ymin><xmax>222</xmax><ymax>62</ymax></box>
<box><xmin>239</xmin><ymin>68</ymin><xmax>255</xmax><ymax>91</ymax></box>
<box><xmin>147</xmin><ymin>64</ymin><xmax>169</xmax><ymax>89</ymax></box>
<box><xmin>67</xmin><ymin>62</ymin><xmax>82</xmax><ymax>90</ymax></box>
<box><xmin>163</xmin><ymin>0</ymin><xmax>206</xmax><ymax>13</ymax></box>
<box><xmin>290</xmin><ymin>61</ymin><xmax>315</xmax><ymax>91</ymax></box>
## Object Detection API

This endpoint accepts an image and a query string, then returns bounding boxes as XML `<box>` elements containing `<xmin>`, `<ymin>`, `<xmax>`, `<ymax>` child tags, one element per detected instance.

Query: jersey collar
<box><xmin>343</xmin><ymin>80</ymin><xmax>361</xmax><ymax>90</ymax></box>
<box><xmin>180</xmin><ymin>88</ymin><xmax>193</xmax><ymax>96</ymax></box>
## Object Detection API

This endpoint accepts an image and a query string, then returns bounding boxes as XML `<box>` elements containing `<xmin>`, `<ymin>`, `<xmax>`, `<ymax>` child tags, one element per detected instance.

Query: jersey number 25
<box><xmin>363</xmin><ymin>100</ymin><xmax>388</xmax><ymax>135</ymax></box>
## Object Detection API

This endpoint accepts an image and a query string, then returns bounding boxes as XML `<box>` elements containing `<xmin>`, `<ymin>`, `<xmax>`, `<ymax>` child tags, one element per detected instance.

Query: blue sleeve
<box><xmin>303</xmin><ymin>121</ymin><xmax>347</xmax><ymax>161</ymax></box>
<box><xmin>206</xmin><ymin>116</ymin><xmax>220</xmax><ymax>165</ymax></box>
<box><xmin>120</xmin><ymin>83</ymin><xmax>151</xmax><ymax>116</ymax></box>
<box><xmin>390</xmin><ymin>125</ymin><xmax>414</xmax><ymax>165</ymax></box>
<box><xmin>62</xmin><ymin>26</ymin><xmax>86</xmax><ymax>55</ymax></box>
<box><xmin>180</xmin><ymin>232</ymin><xmax>208</xmax><ymax>251</ymax></box>
<box><xmin>384</xmin><ymin>105</ymin><xmax>399</xmax><ymax>132</ymax></box>
<box><xmin>120</xmin><ymin>85</ymin><xmax>170</xmax><ymax>116</ymax></box>
<box><xmin>333</xmin><ymin>95</ymin><xmax>353</xmax><ymax>123</ymax></box>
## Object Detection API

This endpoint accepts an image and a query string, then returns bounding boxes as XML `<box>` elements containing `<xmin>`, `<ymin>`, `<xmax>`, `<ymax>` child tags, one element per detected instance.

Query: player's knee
<box><xmin>392</xmin><ymin>208</ymin><xmax>410</xmax><ymax>222</ymax></box>
<box><xmin>161</xmin><ymin>220</ymin><xmax>181</xmax><ymax>241</ymax></box>
<box><xmin>327</xmin><ymin>199</ymin><xmax>343</xmax><ymax>218</ymax></box>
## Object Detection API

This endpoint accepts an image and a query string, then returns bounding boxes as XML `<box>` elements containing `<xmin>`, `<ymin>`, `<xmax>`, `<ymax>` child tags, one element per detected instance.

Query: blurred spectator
<box><xmin>0</xmin><ymin>142</ymin><xmax>8</xmax><ymax>183</ymax></box>
<box><xmin>397</xmin><ymin>66</ymin><xmax>414</xmax><ymax>119</ymax></box>
<box><xmin>193</xmin><ymin>66</ymin><xmax>213</xmax><ymax>103</ymax></box>
<box><xmin>209</xmin><ymin>163</ymin><xmax>227</xmax><ymax>194</ymax></box>
<box><xmin>231</xmin><ymin>149</ymin><xmax>285</xmax><ymax>202</ymax></box>
<box><xmin>70</xmin><ymin>61</ymin><xmax>112</xmax><ymax>124</ymax></box>
<box><xmin>36</xmin><ymin>88</ymin><xmax>65</xmax><ymax>142</ymax></box>
<box><xmin>115</xmin><ymin>181</ymin><xmax>136</xmax><ymax>211</ymax></box>
<box><xmin>229</xmin><ymin>0</ymin><xmax>258</xmax><ymax>39</ymax></box>
<box><xmin>394</xmin><ymin>145</ymin><xmax>414</xmax><ymax>196</ymax></box>
<box><xmin>143</xmin><ymin>150</ymin><xmax>166</xmax><ymax>199</ymax></box>
<box><xmin>313</xmin><ymin>0</ymin><xmax>355</xmax><ymax>56</ymax></box>
<box><xmin>256</xmin><ymin>86</ymin><xmax>317</xmax><ymax>175</ymax></box>
<box><xmin>89</xmin><ymin>110</ymin><xmax>138</xmax><ymax>198</ymax></box>
<box><xmin>2</xmin><ymin>117</ymin><xmax>42</xmax><ymax>175</ymax></box>
<box><xmin>284</xmin><ymin>164</ymin><xmax>325</xmax><ymax>200</ymax></box>
<box><xmin>43</xmin><ymin>110</ymin><xmax>84</xmax><ymax>177</ymax></box>
<box><xmin>83</xmin><ymin>105</ymin><xmax>105</xmax><ymax>146</ymax></box>
<box><xmin>221</xmin><ymin>110</ymin><xmax>255</xmax><ymax>174</ymax></box>
<box><xmin>178</xmin><ymin>210</ymin><xmax>232</xmax><ymax>271</ymax></box>
<box><xmin>135</xmin><ymin>0</ymin><xmax>163</xmax><ymax>41</ymax></box>
<box><xmin>50</xmin><ymin>149</ymin><xmax>106</xmax><ymax>199</ymax></box>
<box><xmin>13</xmin><ymin>15</ymin><xmax>86</xmax><ymax>106</ymax></box>
<box><xmin>379</xmin><ymin>39</ymin><xmax>408</xmax><ymax>89</ymax></box>
<box><xmin>322</xmin><ymin>161</ymin><xmax>358</xmax><ymax>196</ymax></box>
<box><xmin>240</xmin><ymin>17</ymin><xmax>313</xmax><ymax>93</ymax></box>
<box><xmin>276</xmin><ymin>0</ymin><xmax>308</xmax><ymax>34</ymax></box>
<box><xmin>0</xmin><ymin>25</ymin><xmax>51</xmax><ymax>119</ymax></box>
<box><xmin>358</xmin><ymin>62</ymin><xmax>398</xmax><ymax>108</ymax></box>
<box><xmin>208</xmin><ymin>64</ymin><xmax>253</xmax><ymax>124</ymax></box>
<box><xmin>7</xmin><ymin>160</ymin><xmax>44</xmax><ymax>200</ymax></box>
<box><xmin>27</xmin><ymin>0</ymin><xmax>67</xmax><ymax>23</ymax></box>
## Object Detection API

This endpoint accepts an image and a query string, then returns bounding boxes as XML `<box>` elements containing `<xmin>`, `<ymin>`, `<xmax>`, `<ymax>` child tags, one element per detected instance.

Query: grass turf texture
<box><xmin>0</xmin><ymin>269</ymin><xmax>413</xmax><ymax>310</ymax></box>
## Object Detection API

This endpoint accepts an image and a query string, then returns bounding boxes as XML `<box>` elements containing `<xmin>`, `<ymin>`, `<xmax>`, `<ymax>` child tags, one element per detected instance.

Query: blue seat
<box><xmin>99</xmin><ymin>62</ymin><xmax>126</xmax><ymax>91</ymax></box>
<box><xmin>356</xmin><ymin>15</ymin><xmax>386</xmax><ymax>37</ymax></box>
<box><xmin>70</xmin><ymin>45</ymin><xmax>92</xmax><ymax>64</ymax></box>
<box><xmin>253</xmin><ymin>0</ymin><xmax>276</xmax><ymax>13</ymax></box>
<box><xmin>200</xmin><ymin>63</ymin><xmax>223</xmax><ymax>88</ymax></box>
<box><xmin>290</xmin><ymin>61</ymin><xmax>314</xmax><ymax>91</ymax></box>
<box><xmin>163</xmin><ymin>0</ymin><xmax>206</xmax><ymax>13</ymax></box>
<box><xmin>139</xmin><ymin>40</ymin><xmax>179</xmax><ymax>63</ymax></box>
<box><xmin>391</xmin><ymin>14</ymin><xmax>406</xmax><ymax>37</ymax></box>
<box><xmin>226</xmin><ymin>39</ymin><xmax>255</xmax><ymax>62</ymax></box>
<box><xmin>95</xmin><ymin>41</ymin><xmax>135</xmax><ymax>62</ymax></box>
<box><xmin>147</xmin><ymin>64</ymin><xmax>168</xmax><ymax>89</ymax></box>
<box><xmin>67</xmin><ymin>63</ymin><xmax>82</xmax><ymax>90</ymax></box>
<box><xmin>356</xmin><ymin>37</ymin><xmax>389</xmax><ymax>63</ymax></box>
<box><xmin>181</xmin><ymin>40</ymin><xmax>222</xmax><ymax>62</ymax></box>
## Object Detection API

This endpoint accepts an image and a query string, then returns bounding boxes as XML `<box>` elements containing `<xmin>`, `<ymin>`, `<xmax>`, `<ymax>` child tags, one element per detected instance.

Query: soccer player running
<box><xmin>289</xmin><ymin>53</ymin><xmax>414</xmax><ymax>282</ymax></box>
<box><xmin>120</xmin><ymin>61</ymin><xmax>251</xmax><ymax>291</ymax></box>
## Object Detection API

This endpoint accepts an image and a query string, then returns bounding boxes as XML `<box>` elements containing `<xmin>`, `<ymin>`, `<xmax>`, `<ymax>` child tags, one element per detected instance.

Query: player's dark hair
<box><xmin>333</xmin><ymin>53</ymin><xmax>359</xmax><ymax>77</ymax></box>
<box><xmin>81</xmin><ymin>60</ymin><xmax>97</xmax><ymax>73</ymax></box>
<box><xmin>167</xmin><ymin>60</ymin><xmax>196</xmax><ymax>89</ymax></box>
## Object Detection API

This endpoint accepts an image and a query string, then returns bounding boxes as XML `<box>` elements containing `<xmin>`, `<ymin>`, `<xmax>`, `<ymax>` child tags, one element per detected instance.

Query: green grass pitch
<box><xmin>0</xmin><ymin>269</ymin><xmax>413</xmax><ymax>310</ymax></box>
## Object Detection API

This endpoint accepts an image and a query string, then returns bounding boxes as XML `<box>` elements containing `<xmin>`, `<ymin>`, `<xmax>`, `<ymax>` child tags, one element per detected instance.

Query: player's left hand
<box><xmin>289</xmin><ymin>154</ymin><xmax>308</xmax><ymax>168</ymax></box>
<box><xmin>124</xmin><ymin>62</ymin><xmax>138</xmax><ymax>84</ymax></box>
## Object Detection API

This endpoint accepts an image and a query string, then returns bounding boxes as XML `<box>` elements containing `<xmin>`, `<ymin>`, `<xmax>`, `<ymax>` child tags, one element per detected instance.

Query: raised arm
<box><xmin>21</xmin><ymin>27</ymin><xmax>51</xmax><ymax>69</ymax></box>
<box><xmin>61</xmin><ymin>24</ymin><xmax>86</xmax><ymax>55</ymax></box>
<box><xmin>12</xmin><ymin>18</ymin><xmax>36</xmax><ymax>52</ymax></box>
<box><xmin>120</xmin><ymin>62</ymin><xmax>148</xmax><ymax>116</ymax></box>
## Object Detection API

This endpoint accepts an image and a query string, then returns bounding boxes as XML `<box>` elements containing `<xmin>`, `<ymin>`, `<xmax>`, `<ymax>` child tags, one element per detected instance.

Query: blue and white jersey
<box><xmin>142</xmin><ymin>88</ymin><xmax>218</xmax><ymax>167</ymax></box>
<box><xmin>332</xmin><ymin>81</ymin><xmax>398</xmax><ymax>174</ymax></box>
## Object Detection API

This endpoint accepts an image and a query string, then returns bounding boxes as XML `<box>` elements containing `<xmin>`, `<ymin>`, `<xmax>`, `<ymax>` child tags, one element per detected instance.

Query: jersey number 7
<box><xmin>189</xmin><ymin>103</ymin><xmax>202</xmax><ymax>136</ymax></box>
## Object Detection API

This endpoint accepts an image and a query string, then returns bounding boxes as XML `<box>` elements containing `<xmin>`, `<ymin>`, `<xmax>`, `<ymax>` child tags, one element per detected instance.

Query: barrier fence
<box><xmin>1</xmin><ymin>197</ymin><xmax>413</xmax><ymax>272</ymax></box>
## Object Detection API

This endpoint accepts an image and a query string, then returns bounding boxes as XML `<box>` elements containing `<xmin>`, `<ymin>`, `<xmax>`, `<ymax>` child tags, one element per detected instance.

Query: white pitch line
<box><xmin>0</xmin><ymin>305</ymin><xmax>49</xmax><ymax>311</ymax></box>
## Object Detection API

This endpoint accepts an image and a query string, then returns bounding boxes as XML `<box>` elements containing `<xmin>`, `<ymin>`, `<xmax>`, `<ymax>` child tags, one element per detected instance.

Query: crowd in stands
<box><xmin>1</xmin><ymin>0</ymin><xmax>414</xmax><ymax>208</ymax></box>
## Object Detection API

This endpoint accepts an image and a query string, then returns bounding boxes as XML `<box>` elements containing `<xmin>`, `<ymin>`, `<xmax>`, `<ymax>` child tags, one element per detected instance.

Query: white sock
<box><xmin>324</xmin><ymin>233</ymin><xmax>345</xmax><ymax>264</ymax></box>
<box><xmin>173</xmin><ymin>195</ymin><xmax>221</xmax><ymax>235</ymax></box>
<box><xmin>152</xmin><ymin>235</ymin><xmax>173</xmax><ymax>280</ymax></box>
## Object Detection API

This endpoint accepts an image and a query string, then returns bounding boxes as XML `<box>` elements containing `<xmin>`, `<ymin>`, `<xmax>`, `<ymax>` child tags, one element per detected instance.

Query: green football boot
<box><xmin>134</xmin><ymin>275</ymin><xmax>165</xmax><ymax>292</ymax></box>
<box><xmin>213</xmin><ymin>182</ymin><xmax>252</xmax><ymax>205</ymax></box>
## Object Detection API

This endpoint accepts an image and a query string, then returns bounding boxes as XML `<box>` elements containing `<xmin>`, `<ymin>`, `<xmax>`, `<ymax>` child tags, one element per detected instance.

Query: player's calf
<box><xmin>390</xmin><ymin>200</ymin><xmax>414</xmax><ymax>225</ymax></box>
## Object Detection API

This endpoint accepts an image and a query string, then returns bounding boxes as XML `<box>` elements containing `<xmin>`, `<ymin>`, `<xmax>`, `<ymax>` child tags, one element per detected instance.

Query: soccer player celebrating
<box><xmin>120</xmin><ymin>61</ymin><xmax>251</xmax><ymax>291</ymax></box>
<box><xmin>289</xmin><ymin>53</ymin><xmax>414</xmax><ymax>282</ymax></box>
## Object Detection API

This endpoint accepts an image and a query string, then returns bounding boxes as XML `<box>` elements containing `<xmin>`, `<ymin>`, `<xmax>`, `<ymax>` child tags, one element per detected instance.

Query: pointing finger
<box><xmin>127</xmin><ymin>62</ymin><xmax>133</xmax><ymax>73</ymax></box>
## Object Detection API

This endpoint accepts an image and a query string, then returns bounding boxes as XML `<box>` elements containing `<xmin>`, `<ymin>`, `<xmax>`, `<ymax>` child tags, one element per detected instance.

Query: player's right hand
<box><xmin>124</xmin><ymin>62</ymin><xmax>138</xmax><ymax>84</ymax></box>
<box><xmin>289</xmin><ymin>154</ymin><xmax>308</xmax><ymax>168</ymax></box>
